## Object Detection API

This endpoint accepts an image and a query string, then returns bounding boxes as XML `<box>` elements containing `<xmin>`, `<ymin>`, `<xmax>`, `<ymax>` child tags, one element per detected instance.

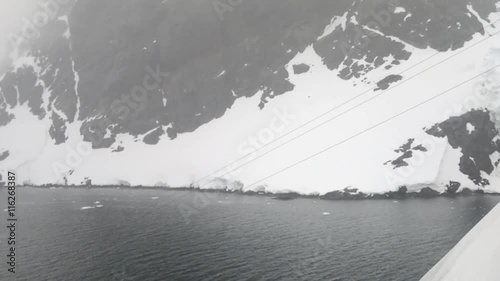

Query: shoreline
<box><xmin>3</xmin><ymin>185</ymin><xmax>500</xmax><ymax>201</ymax></box>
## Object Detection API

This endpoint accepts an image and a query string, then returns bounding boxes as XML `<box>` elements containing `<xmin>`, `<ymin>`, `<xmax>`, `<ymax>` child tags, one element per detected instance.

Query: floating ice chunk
<box><xmin>322</xmin><ymin>212</ymin><xmax>331</xmax><ymax>216</ymax></box>
<box><xmin>151</xmin><ymin>197</ymin><xmax>159</xmax><ymax>200</ymax></box>
<box><xmin>94</xmin><ymin>201</ymin><xmax>101</xmax><ymax>204</ymax></box>
<box><xmin>394</xmin><ymin>7</ymin><xmax>406</xmax><ymax>14</ymax></box>
<box><xmin>80</xmin><ymin>206</ymin><xmax>95</xmax><ymax>210</ymax></box>
<box><xmin>95</xmin><ymin>205</ymin><xmax>103</xmax><ymax>208</ymax></box>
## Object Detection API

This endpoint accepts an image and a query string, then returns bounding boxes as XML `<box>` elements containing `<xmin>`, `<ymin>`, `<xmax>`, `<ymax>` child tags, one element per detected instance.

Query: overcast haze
<box><xmin>0</xmin><ymin>0</ymin><xmax>39</xmax><ymax>67</ymax></box>
<box><xmin>0</xmin><ymin>1</ymin><xmax>500</xmax><ymax>279</ymax></box>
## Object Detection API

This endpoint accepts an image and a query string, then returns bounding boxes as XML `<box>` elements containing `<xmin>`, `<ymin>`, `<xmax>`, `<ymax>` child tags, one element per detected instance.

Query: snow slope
<box><xmin>1</xmin><ymin>2</ymin><xmax>500</xmax><ymax>195</ymax></box>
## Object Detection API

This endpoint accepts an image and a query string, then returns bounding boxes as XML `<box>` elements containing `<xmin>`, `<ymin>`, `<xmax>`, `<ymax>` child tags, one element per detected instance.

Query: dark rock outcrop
<box><xmin>386</xmin><ymin>138</ymin><xmax>429</xmax><ymax>169</ymax></box>
<box><xmin>1</xmin><ymin>0</ymin><xmax>497</xmax><ymax>151</ymax></box>
<box><xmin>445</xmin><ymin>181</ymin><xmax>461</xmax><ymax>196</ymax></box>
<box><xmin>0</xmin><ymin>150</ymin><xmax>9</xmax><ymax>161</ymax></box>
<box><xmin>112</xmin><ymin>146</ymin><xmax>124</xmax><ymax>153</ymax></box>
<box><xmin>426</xmin><ymin>109</ymin><xmax>499</xmax><ymax>187</ymax></box>
<box><xmin>414</xmin><ymin>187</ymin><xmax>440</xmax><ymax>198</ymax></box>
<box><xmin>374</xmin><ymin>74</ymin><xmax>403</xmax><ymax>91</ymax></box>
<box><xmin>293</xmin><ymin>64</ymin><xmax>310</xmax><ymax>74</ymax></box>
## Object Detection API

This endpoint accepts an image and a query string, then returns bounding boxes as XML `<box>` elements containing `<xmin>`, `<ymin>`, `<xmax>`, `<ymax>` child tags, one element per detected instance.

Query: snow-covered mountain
<box><xmin>1</xmin><ymin>0</ymin><xmax>500</xmax><ymax>195</ymax></box>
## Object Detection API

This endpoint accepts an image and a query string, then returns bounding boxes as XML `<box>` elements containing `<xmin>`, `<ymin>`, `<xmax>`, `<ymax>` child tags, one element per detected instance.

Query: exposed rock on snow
<box><xmin>292</xmin><ymin>64</ymin><xmax>311</xmax><ymax>75</ymax></box>
<box><xmin>0</xmin><ymin>0</ymin><xmax>499</xmax><ymax>195</ymax></box>
<box><xmin>426</xmin><ymin>109</ymin><xmax>500</xmax><ymax>187</ymax></box>
<box><xmin>374</xmin><ymin>74</ymin><xmax>403</xmax><ymax>91</ymax></box>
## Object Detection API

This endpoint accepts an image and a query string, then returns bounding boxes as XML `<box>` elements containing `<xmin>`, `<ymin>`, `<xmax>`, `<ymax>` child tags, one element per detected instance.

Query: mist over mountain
<box><xmin>1</xmin><ymin>0</ymin><xmax>500</xmax><ymax>195</ymax></box>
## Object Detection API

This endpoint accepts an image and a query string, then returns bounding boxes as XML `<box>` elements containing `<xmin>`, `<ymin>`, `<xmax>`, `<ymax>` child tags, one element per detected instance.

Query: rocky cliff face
<box><xmin>386</xmin><ymin>109</ymin><xmax>500</xmax><ymax>190</ymax></box>
<box><xmin>0</xmin><ymin>0</ymin><xmax>499</xmax><ymax>193</ymax></box>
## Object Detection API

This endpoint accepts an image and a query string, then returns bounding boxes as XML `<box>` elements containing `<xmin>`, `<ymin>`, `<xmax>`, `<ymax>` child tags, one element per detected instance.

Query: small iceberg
<box><xmin>151</xmin><ymin>197</ymin><xmax>159</xmax><ymax>200</ymax></box>
<box><xmin>95</xmin><ymin>205</ymin><xmax>103</xmax><ymax>208</ymax></box>
<box><xmin>80</xmin><ymin>206</ymin><xmax>95</xmax><ymax>210</ymax></box>
<box><xmin>322</xmin><ymin>212</ymin><xmax>331</xmax><ymax>216</ymax></box>
<box><xmin>94</xmin><ymin>201</ymin><xmax>101</xmax><ymax>204</ymax></box>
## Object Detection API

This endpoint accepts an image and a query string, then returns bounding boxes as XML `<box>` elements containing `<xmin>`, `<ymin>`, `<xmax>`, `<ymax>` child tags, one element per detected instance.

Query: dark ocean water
<box><xmin>0</xmin><ymin>188</ymin><xmax>499</xmax><ymax>281</ymax></box>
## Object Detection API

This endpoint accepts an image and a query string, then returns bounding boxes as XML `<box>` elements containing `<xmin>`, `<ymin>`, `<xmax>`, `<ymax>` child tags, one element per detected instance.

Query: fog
<box><xmin>0</xmin><ymin>0</ymin><xmax>39</xmax><ymax>67</ymax></box>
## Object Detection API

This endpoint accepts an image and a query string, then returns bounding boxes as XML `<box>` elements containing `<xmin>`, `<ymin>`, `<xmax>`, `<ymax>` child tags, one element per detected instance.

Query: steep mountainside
<box><xmin>1</xmin><ymin>0</ymin><xmax>500</xmax><ymax>195</ymax></box>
